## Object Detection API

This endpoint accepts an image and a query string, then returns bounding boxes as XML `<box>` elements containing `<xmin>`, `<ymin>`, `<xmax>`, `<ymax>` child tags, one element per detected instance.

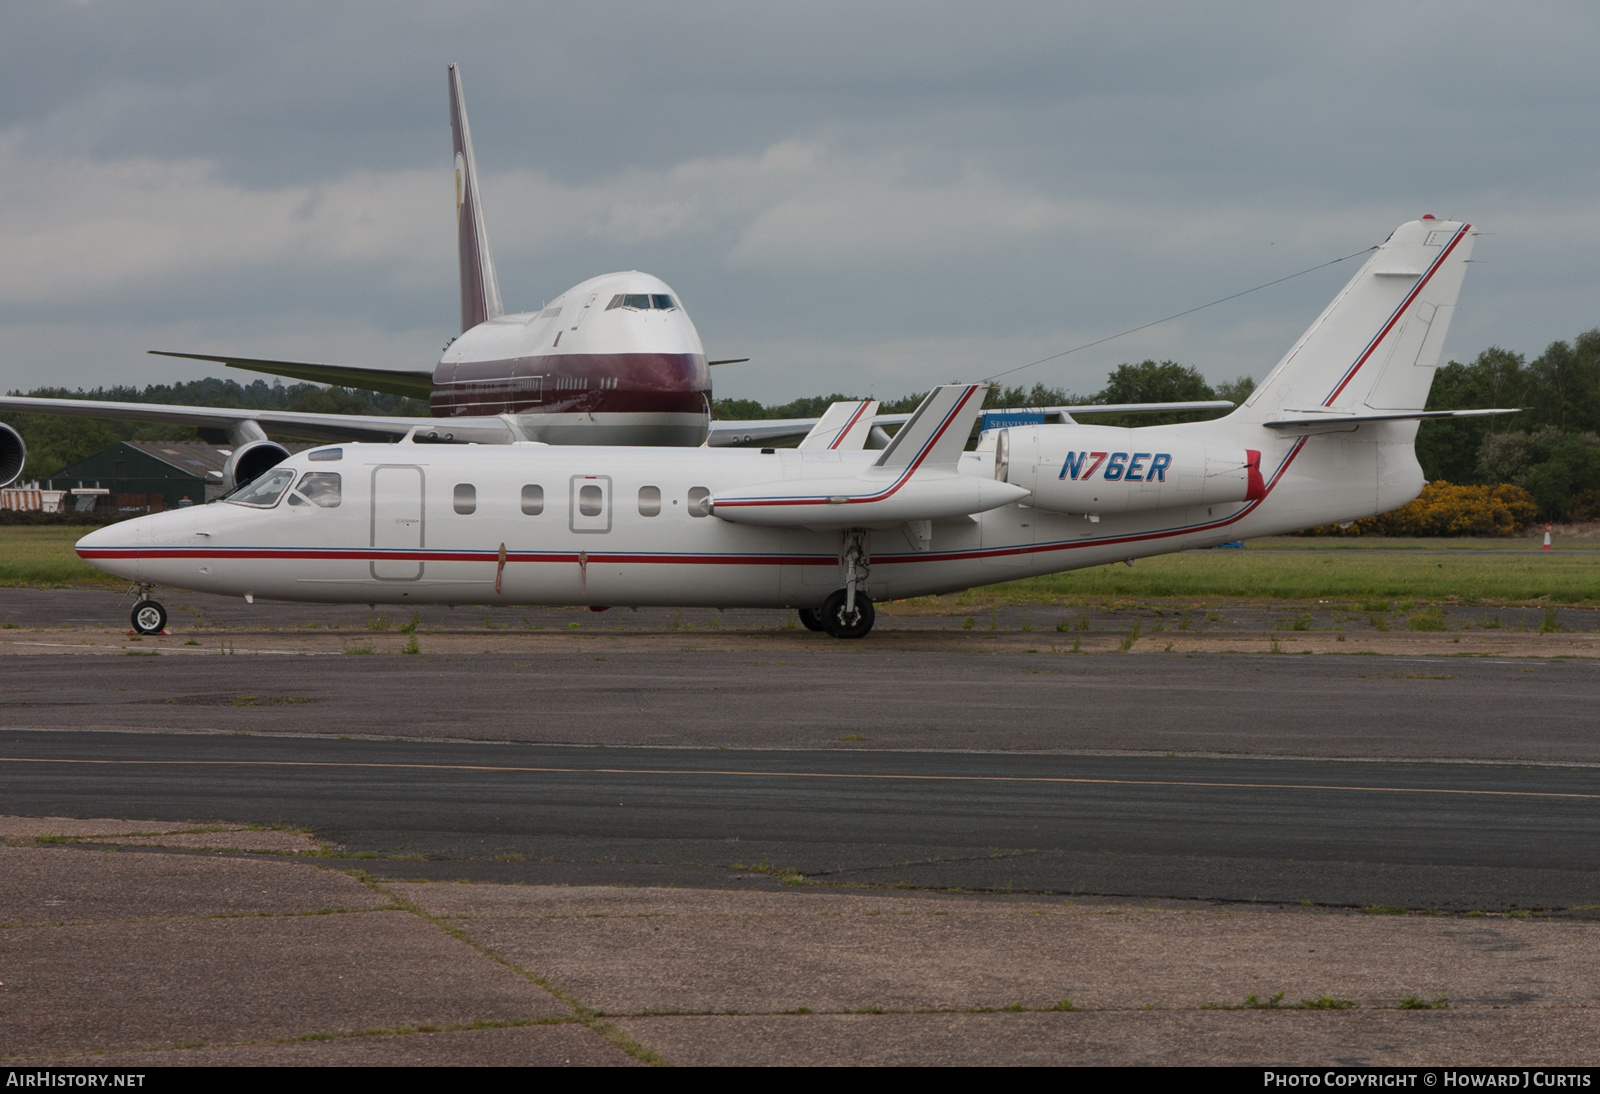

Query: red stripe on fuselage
<box><xmin>77</xmin><ymin>433</ymin><xmax>1309</xmax><ymax>575</ymax></box>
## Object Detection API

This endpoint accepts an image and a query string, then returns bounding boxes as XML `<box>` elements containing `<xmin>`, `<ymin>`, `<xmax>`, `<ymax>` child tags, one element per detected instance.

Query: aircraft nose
<box><xmin>76</xmin><ymin>517</ymin><xmax>141</xmax><ymax>580</ymax></box>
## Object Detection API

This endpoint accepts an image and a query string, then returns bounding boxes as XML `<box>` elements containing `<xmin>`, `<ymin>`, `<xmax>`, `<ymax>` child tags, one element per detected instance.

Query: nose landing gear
<box><xmin>129</xmin><ymin>585</ymin><xmax>168</xmax><ymax>635</ymax></box>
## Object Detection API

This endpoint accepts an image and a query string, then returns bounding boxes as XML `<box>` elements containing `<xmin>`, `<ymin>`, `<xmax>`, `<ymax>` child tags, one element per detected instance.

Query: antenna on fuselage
<box><xmin>448</xmin><ymin>63</ymin><xmax>505</xmax><ymax>333</ymax></box>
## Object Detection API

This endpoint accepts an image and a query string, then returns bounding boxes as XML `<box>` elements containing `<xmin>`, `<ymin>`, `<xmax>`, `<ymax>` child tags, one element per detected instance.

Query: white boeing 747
<box><xmin>77</xmin><ymin>217</ymin><xmax>1514</xmax><ymax>638</ymax></box>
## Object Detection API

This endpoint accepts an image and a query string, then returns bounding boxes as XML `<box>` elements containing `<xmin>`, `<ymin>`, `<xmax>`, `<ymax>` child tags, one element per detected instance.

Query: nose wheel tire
<box><xmin>819</xmin><ymin>589</ymin><xmax>875</xmax><ymax>639</ymax></box>
<box><xmin>796</xmin><ymin>608</ymin><xmax>824</xmax><ymax>632</ymax></box>
<box><xmin>131</xmin><ymin>600</ymin><xmax>168</xmax><ymax>635</ymax></box>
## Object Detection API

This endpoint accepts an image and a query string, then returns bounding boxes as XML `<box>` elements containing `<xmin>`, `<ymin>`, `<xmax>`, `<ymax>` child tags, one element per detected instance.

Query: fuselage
<box><xmin>74</xmin><ymin>420</ymin><xmax>1418</xmax><ymax>610</ymax></box>
<box><xmin>429</xmin><ymin>271</ymin><xmax>711</xmax><ymax>446</ymax></box>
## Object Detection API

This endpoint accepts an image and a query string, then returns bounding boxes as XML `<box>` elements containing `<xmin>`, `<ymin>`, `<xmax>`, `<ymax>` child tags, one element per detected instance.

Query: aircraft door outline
<box><xmin>569</xmin><ymin>474</ymin><xmax>612</xmax><ymax>533</ymax></box>
<box><xmin>371</xmin><ymin>465</ymin><xmax>425</xmax><ymax>580</ymax></box>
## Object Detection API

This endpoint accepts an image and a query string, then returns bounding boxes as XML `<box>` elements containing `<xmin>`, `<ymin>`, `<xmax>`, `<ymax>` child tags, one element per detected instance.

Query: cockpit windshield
<box><xmin>226</xmin><ymin>466</ymin><xmax>295</xmax><ymax>508</ymax></box>
<box><xmin>607</xmin><ymin>293</ymin><xmax>676</xmax><ymax>311</ymax></box>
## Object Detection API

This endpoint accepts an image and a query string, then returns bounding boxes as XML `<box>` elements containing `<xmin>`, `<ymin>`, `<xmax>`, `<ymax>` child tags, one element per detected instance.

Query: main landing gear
<box><xmin>811</xmin><ymin>528</ymin><xmax>876</xmax><ymax>639</ymax></box>
<box><xmin>129</xmin><ymin>585</ymin><xmax>168</xmax><ymax>635</ymax></box>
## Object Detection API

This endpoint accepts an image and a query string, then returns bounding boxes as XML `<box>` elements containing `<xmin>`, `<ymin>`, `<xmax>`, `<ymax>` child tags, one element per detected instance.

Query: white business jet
<box><xmin>77</xmin><ymin>217</ymin><xmax>1514</xmax><ymax>638</ymax></box>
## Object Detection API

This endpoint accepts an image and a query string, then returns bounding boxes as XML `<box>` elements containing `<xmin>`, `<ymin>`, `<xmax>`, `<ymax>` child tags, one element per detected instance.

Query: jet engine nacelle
<box><xmin>222</xmin><ymin>440</ymin><xmax>291</xmax><ymax>492</ymax></box>
<box><xmin>0</xmin><ymin>422</ymin><xmax>25</xmax><ymax>488</ymax></box>
<box><xmin>995</xmin><ymin>424</ymin><xmax>1264</xmax><ymax>516</ymax></box>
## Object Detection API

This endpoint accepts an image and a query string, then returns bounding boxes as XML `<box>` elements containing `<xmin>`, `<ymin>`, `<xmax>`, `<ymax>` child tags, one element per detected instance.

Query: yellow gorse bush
<box><xmin>1303</xmin><ymin>482</ymin><xmax>1537</xmax><ymax>537</ymax></box>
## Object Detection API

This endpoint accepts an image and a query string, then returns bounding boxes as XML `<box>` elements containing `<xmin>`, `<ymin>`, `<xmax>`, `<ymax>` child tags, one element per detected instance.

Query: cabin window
<box><xmin>291</xmin><ymin>472</ymin><xmax>341</xmax><ymax>508</ymax></box>
<box><xmin>638</xmin><ymin>485</ymin><xmax>661</xmax><ymax>517</ymax></box>
<box><xmin>521</xmin><ymin>484</ymin><xmax>544</xmax><ymax>516</ymax></box>
<box><xmin>578</xmin><ymin>484</ymin><xmax>604</xmax><ymax>517</ymax></box>
<box><xmin>308</xmin><ymin>448</ymin><xmax>342</xmax><ymax>462</ymax></box>
<box><xmin>453</xmin><ymin>483</ymin><xmax>477</xmax><ymax>515</ymax></box>
<box><xmin>227</xmin><ymin>467</ymin><xmax>295</xmax><ymax>509</ymax></box>
<box><xmin>687</xmin><ymin>486</ymin><xmax>711</xmax><ymax>517</ymax></box>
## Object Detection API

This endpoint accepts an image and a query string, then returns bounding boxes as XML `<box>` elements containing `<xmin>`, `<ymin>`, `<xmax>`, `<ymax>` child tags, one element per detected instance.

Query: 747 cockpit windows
<box><xmin>605</xmin><ymin>294</ymin><xmax>676</xmax><ymax>311</ymax></box>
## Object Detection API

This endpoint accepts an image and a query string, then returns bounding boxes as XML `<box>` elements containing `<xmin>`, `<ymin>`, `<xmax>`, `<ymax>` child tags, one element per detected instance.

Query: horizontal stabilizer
<box><xmin>1265</xmin><ymin>408</ymin><xmax>1520</xmax><ymax>431</ymax></box>
<box><xmin>150</xmin><ymin>351</ymin><xmax>434</xmax><ymax>401</ymax></box>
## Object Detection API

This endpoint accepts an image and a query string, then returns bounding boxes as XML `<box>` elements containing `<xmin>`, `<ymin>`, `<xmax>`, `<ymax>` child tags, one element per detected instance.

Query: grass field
<box><xmin>0</xmin><ymin>526</ymin><xmax>114</xmax><ymax>586</ymax></box>
<box><xmin>3</xmin><ymin>525</ymin><xmax>1597</xmax><ymax>604</ymax></box>
<box><xmin>975</xmin><ymin>548</ymin><xmax>1600</xmax><ymax>606</ymax></box>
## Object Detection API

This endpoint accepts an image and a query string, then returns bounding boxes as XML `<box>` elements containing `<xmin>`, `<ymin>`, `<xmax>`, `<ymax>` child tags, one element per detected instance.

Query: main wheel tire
<box><xmin>131</xmin><ymin>599</ymin><xmax>168</xmax><ymax>635</ymax></box>
<box><xmin>797</xmin><ymin>607</ymin><xmax>824</xmax><ymax>632</ymax></box>
<box><xmin>819</xmin><ymin>589</ymin><xmax>875</xmax><ymax>639</ymax></box>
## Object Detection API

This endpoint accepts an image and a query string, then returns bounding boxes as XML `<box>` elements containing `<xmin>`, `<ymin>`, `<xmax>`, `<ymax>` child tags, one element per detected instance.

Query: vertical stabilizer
<box><xmin>1237</xmin><ymin>219</ymin><xmax>1474</xmax><ymax>422</ymax></box>
<box><xmin>799</xmin><ymin>400</ymin><xmax>881</xmax><ymax>450</ymax></box>
<box><xmin>448</xmin><ymin>63</ymin><xmax>504</xmax><ymax>333</ymax></box>
<box><xmin>872</xmin><ymin>384</ymin><xmax>987</xmax><ymax>472</ymax></box>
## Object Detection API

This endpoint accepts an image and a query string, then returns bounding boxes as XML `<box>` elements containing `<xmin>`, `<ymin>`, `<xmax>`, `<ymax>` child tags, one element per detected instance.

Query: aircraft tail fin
<box><xmin>1236</xmin><ymin>218</ymin><xmax>1475</xmax><ymax>424</ymax></box>
<box><xmin>449</xmin><ymin>63</ymin><xmax>504</xmax><ymax>333</ymax></box>
<box><xmin>872</xmin><ymin>384</ymin><xmax>986</xmax><ymax>473</ymax></box>
<box><xmin>799</xmin><ymin>400</ymin><xmax>881</xmax><ymax>450</ymax></box>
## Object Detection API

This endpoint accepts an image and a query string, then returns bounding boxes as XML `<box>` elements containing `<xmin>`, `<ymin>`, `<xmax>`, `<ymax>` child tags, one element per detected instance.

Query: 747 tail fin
<box><xmin>448</xmin><ymin>63</ymin><xmax>504</xmax><ymax>333</ymax></box>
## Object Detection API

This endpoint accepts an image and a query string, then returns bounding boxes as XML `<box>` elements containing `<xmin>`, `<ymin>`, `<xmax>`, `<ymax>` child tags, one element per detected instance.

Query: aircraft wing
<box><xmin>708</xmin><ymin>399</ymin><xmax>1237</xmax><ymax>447</ymax></box>
<box><xmin>0</xmin><ymin>394</ymin><xmax>447</xmax><ymax>443</ymax></box>
<box><xmin>149</xmin><ymin>351</ymin><xmax>436</xmax><ymax>401</ymax></box>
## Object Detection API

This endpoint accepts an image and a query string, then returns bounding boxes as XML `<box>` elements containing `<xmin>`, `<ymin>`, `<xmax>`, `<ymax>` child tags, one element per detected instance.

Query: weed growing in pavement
<box><xmin>962</xmin><ymin>616</ymin><xmax>976</xmax><ymax>630</ymax></box>
<box><xmin>1407</xmin><ymin>608</ymin><xmax>1449</xmax><ymax>632</ymax></box>
<box><xmin>1300</xmin><ymin>996</ymin><xmax>1358</xmax><ymax>1010</ymax></box>
<box><xmin>1362</xmin><ymin>599</ymin><xmax>1391</xmax><ymax>612</ymax></box>
<box><xmin>1247</xmin><ymin>992</ymin><xmax>1286</xmax><ymax>1009</ymax></box>
<box><xmin>1119</xmin><ymin>620</ymin><xmax>1142</xmax><ymax>651</ymax></box>
<box><xmin>1178</xmin><ymin>611</ymin><xmax>1191</xmax><ymax>631</ymax></box>
<box><xmin>402</xmin><ymin>635</ymin><xmax>420</xmax><ymax>655</ymax></box>
<box><xmin>1398</xmin><ymin>995</ymin><xmax>1449</xmax><ymax>1010</ymax></box>
<box><xmin>1020</xmin><ymin>617</ymin><xmax>1036</xmax><ymax>632</ymax></box>
<box><xmin>566</xmin><ymin>621</ymin><xmax>581</xmax><ymax>631</ymax></box>
<box><xmin>1370</xmin><ymin>612</ymin><xmax>1389</xmax><ymax>632</ymax></box>
<box><xmin>1055</xmin><ymin>618</ymin><xmax>1071</xmax><ymax>632</ymax></box>
<box><xmin>1481</xmin><ymin>614</ymin><xmax>1502</xmax><ymax>629</ymax></box>
<box><xmin>1540</xmin><ymin>607</ymin><xmax>1561</xmax><ymax>634</ymax></box>
<box><xmin>1050</xmin><ymin>998</ymin><xmax>1077</xmax><ymax>1011</ymax></box>
<box><xmin>1204</xmin><ymin>610</ymin><xmax>1222</xmax><ymax>623</ymax></box>
<box><xmin>399</xmin><ymin>613</ymin><xmax>420</xmax><ymax>636</ymax></box>
<box><xmin>366</xmin><ymin>614</ymin><xmax>391</xmax><ymax>632</ymax></box>
<box><xmin>987</xmin><ymin>611</ymin><xmax>999</xmax><ymax>631</ymax></box>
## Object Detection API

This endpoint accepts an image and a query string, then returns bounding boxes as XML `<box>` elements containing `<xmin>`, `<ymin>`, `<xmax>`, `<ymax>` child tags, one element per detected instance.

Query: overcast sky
<box><xmin>2</xmin><ymin>1</ymin><xmax>1596</xmax><ymax>404</ymax></box>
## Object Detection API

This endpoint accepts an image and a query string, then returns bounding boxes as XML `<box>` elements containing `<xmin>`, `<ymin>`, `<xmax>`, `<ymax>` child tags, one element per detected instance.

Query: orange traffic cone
<box><xmin>1543</xmin><ymin>522</ymin><xmax>1553</xmax><ymax>551</ymax></box>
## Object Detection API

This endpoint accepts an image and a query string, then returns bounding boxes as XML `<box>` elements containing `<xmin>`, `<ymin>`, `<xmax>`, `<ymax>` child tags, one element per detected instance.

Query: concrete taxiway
<box><xmin>4</xmin><ymin>586</ymin><xmax>1598</xmax><ymax>1064</ymax></box>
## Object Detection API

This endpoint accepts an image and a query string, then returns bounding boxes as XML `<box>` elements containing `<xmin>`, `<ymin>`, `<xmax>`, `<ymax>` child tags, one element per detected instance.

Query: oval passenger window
<box><xmin>578</xmin><ymin>484</ymin><xmax>603</xmax><ymax>516</ymax></box>
<box><xmin>687</xmin><ymin>486</ymin><xmax>711</xmax><ymax>517</ymax></box>
<box><xmin>521</xmin><ymin>484</ymin><xmax>544</xmax><ymax>516</ymax></box>
<box><xmin>638</xmin><ymin>485</ymin><xmax>661</xmax><ymax>517</ymax></box>
<box><xmin>453</xmin><ymin>483</ymin><xmax>476</xmax><ymax>515</ymax></box>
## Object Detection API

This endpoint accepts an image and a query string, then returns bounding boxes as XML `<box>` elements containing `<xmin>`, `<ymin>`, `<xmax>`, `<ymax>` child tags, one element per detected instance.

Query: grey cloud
<box><xmin>1</xmin><ymin>1</ymin><xmax>1596</xmax><ymax>401</ymax></box>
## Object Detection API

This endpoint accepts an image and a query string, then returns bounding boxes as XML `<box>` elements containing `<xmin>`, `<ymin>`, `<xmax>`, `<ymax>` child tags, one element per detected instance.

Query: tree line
<box><xmin>9</xmin><ymin>328</ymin><xmax>1599</xmax><ymax>520</ymax></box>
